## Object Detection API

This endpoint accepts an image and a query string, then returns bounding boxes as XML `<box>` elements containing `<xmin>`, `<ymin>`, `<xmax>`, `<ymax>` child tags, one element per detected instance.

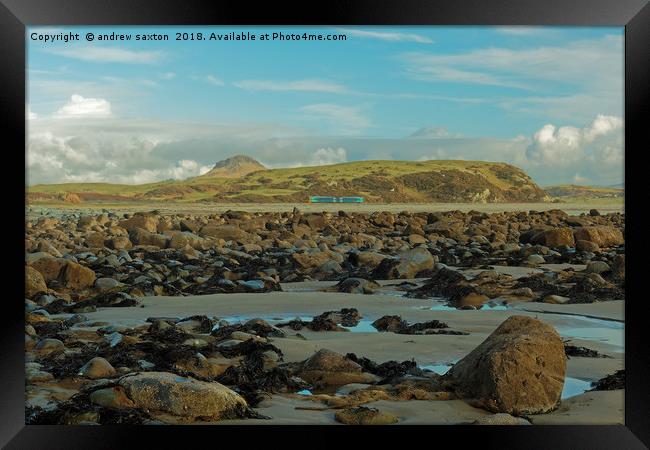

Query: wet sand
<box><xmin>74</xmin><ymin>284</ymin><xmax>624</xmax><ymax>425</ymax></box>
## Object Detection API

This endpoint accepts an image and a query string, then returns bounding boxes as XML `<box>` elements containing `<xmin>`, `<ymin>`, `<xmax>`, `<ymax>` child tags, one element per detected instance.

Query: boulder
<box><xmin>335</xmin><ymin>278</ymin><xmax>380</xmax><ymax>294</ymax></box>
<box><xmin>372</xmin><ymin>247</ymin><xmax>435</xmax><ymax>279</ymax></box>
<box><xmin>28</xmin><ymin>256</ymin><xmax>67</xmax><ymax>282</ymax></box>
<box><xmin>118</xmin><ymin>214</ymin><xmax>159</xmax><ymax>233</ymax></box>
<box><xmin>585</xmin><ymin>261</ymin><xmax>611</xmax><ymax>274</ymax></box>
<box><xmin>25</xmin><ymin>266</ymin><xmax>48</xmax><ymax>298</ymax></box>
<box><xmin>573</xmin><ymin>226</ymin><xmax>624</xmax><ymax>248</ymax></box>
<box><xmin>532</xmin><ymin>228</ymin><xmax>575</xmax><ymax>247</ymax></box>
<box><xmin>78</xmin><ymin>357</ymin><xmax>116</xmax><ymax>379</ymax></box>
<box><xmin>292</xmin><ymin>251</ymin><xmax>333</xmax><ymax>269</ymax></box>
<box><xmin>89</xmin><ymin>386</ymin><xmax>136</xmax><ymax>409</ymax></box>
<box><xmin>118</xmin><ymin>372</ymin><xmax>248</xmax><ymax>419</ymax></box>
<box><xmin>299</xmin><ymin>349</ymin><xmax>379</xmax><ymax>386</ymax></box>
<box><xmin>61</xmin><ymin>261</ymin><xmax>96</xmax><ymax>289</ymax></box>
<box><xmin>200</xmin><ymin>225</ymin><xmax>251</xmax><ymax>242</ymax></box>
<box><xmin>576</xmin><ymin>240</ymin><xmax>599</xmax><ymax>252</ymax></box>
<box><xmin>443</xmin><ymin>315</ymin><xmax>566</xmax><ymax>415</ymax></box>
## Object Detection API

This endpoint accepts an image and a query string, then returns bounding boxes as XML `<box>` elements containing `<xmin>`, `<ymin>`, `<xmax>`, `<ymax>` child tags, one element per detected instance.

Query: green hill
<box><xmin>27</xmin><ymin>157</ymin><xmax>551</xmax><ymax>204</ymax></box>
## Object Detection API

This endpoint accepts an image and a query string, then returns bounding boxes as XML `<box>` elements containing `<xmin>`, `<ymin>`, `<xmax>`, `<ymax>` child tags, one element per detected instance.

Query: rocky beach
<box><xmin>25</xmin><ymin>205</ymin><xmax>625</xmax><ymax>425</ymax></box>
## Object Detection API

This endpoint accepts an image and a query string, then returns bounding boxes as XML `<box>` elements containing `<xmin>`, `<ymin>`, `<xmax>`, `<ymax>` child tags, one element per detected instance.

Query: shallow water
<box><xmin>556</xmin><ymin>315</ymin><xmax>624</xmax><ymax>351</ymax></box>
<box><xmin>420</xmin><ymin>363</ymin><xmax>454</xmax><ymax>375</ymax></box>
<box><xmin>561</xmin><ymin>377</ymin><xmax>592</xmax><ymax>399</ymax></box>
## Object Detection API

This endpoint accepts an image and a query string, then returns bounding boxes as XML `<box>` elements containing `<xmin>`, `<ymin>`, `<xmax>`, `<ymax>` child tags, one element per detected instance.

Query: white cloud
<box><xmin>160</xmin><ymin>72</ymin><xmax>176</xmax><ymax>80</ymax></box>
<box><xmin>54</xmin><ymin>94</ymin><xmax>112</xmax><ymax>118</ymax></box>
<box><xmin>402</xmin><ymin>35</ymin><xmax>622</xmax><ymax>86</ymax></box>
<box><xmin>525</xmin><ymin>114</ymin><xmax>623</xmax><ymax>169</ymax></box>
<box><xmin>310</xmin><ymin>147</ymin><xmax>347</xmax><ymax>165</ymax></box>
<box><xmin>193</xmin><ymin>75</ymin><xmax>224</xmax><ymax>86</ymax></box>
<box><xmin>47</xmin><ymin>46</ymin><xmax>165</xmax><ymax>64</ymax></box>
<box><xmin>27</xmin><ymin>105</ymin><xmax>38</xmax><ymax>120</ymax></box>
<box><xmin>300</xmin><ymin>103</ymin><xmax>371</xmax><ymax>134</ymax></box>
<box><xmin>339</xmin><ymin>28</ymin><xmax>433</xmax><ymax>44</ymax></box>
<box><xmin>233</xmin><ymin>79</ymin><xmax>347</xmax><ymax>93</ymax></box>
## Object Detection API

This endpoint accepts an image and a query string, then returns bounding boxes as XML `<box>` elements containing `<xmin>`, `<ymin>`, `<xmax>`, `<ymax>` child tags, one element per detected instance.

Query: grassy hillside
<box><xmin>27</xmin><ymin>159</ymin><xmax>551</xmax><ymax>204</ymax></box>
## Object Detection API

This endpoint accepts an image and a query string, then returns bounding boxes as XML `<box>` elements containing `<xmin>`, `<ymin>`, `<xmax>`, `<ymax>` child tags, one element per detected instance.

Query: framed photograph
<box><xmin>2</xmin><ymin>0</ymin><xmax>648</xmax><ymax>447</ymax></box>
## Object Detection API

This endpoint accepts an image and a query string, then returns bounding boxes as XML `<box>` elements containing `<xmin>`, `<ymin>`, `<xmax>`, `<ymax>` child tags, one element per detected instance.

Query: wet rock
<box><xmin>590</xmin><ymin>369</ymin><xmax>624</xmax><ymax>391</ymax></box>
<box><xmin>371</xmin><ymin>247</ymin><xmax>435</xmax><ymax>279</ymax></box>
<box><xmin>118</xmin><ymin>371</ymin><xmax>248</xmax><ymax>419</ymax></box>
<box><xmin>89</xmin><ymin>386</ymin><xmax>136</xmax><ymax>409</ymax></box>
<box><xmin>585</xmin><ymin>261</ymin><xmax>610</xmax><ymax>274</ymax></box>
<box><xmin>457</xmin><ymin>292</ymin><xmax>489</xmax><ymax>308</ymax></box>
<box><xmin>79</xmin><ymin>357</ymin><xmax>117</xmax><ymax>379</ymax></box>
<box><xmin>335</xmin><ymin>406</ymin><xmax>398</xmax><ymax>425</ymax></box>
<box><xmin>542</xmin><ymin>295</ymin><xmax>570</xmax><ymax>304</ymax></box>
<box><xmin>299</xmin><ymin>349</ymin><xmax>379</xmax><ymax>386</ymax></box>
<box><xmin>335</xmin><ymin>278</ymin><xmax>380</xmax><ymax>294</ymax></box>
<box><xmin>371</xmin><ymin>315</ymin><xmax>407</xmax><ymax>333</ymax></box>
<box><xmin>443</xmin><ymin>315</ymin><xmax>566</xmax><ymax>415</ymax></box>
<box><xmin>564</xmin><ymin>344</ymin><xmax>610</xmax><ymax>358</ymax></box>
<box><xmin>527</xmin><ymin>254</ymin><xmax>545</xmax><ymax>265</ymax></box>
<box><xmin>576</xmin><ymin>240</ymin><xmax>599</xmax><ymax>252</ymax></box>
<box><xmin>95</xmin><ymin>277</ymin><xmax>124</xmax><ymax>292</ymax></box>
<box><xmin>34</xmin><ymin>338</ymin><xmax>65</xmax><ymax>354</ymax></box>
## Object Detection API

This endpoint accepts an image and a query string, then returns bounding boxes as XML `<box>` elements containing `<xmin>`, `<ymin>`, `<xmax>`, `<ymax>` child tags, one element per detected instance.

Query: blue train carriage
<box><xmin>309</xmin><ymin>196</ymin><xmax>364</xmax><ymax>203</ymax></box>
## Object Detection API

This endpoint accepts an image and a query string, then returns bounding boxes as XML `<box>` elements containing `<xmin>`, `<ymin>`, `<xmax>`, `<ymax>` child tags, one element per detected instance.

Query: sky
<box><xmin>27</xmin><ymin>26</ymin><xmax>624</xmax><ymax>187</ymax></box>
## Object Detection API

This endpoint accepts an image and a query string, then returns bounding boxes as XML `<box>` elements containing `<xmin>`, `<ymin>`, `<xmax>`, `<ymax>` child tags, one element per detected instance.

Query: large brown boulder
<box><xmin>61</xmin><ymin>261</ymin><xmax>96</xmax><ymax>289</ymax></box>
<box><xmin>199</xmin><ymin>225</ymin><xmax>251</xmax><ymax>242</ymax></box>
<box><xmin>28</xmin><ymin>255</ymin><xmax>67</xmax><ymax>282</ymax></box>
<box><xmin>25</xmin><ymin>266</ymin><xmax>48</xmax><ymax>298</ymax></box>
<box><xmin>531</xmin><ymin>228</ymin><xmax>575</xmax><ymax>247</ymax></box>
<box><xmin>299</xmin><ymin>349</ymin><xmax>379</xmax><ymax>386</ymax></box>
<box><xmin>443</xmin><ymin>315</ymin><xmax>566</xmax><ymax>415</ymax></box>
<box><xmin>573</xmin><ymin>226</ymin><xmax>624</xmax><ymax>248</ymax></box>
<box><xmin>118</xmin><ymin>372</ymin><xmax>248</xmax><ymax>420</ymax></box>
<box><xmin>371</xmin><ymin>247</ymin><xmax>435</xmax><ymax>279</ymax></box>
<box><xmin>118</xmin><ymin>214</ymin><xmax>159</xmax><ymax>233</ymax></box>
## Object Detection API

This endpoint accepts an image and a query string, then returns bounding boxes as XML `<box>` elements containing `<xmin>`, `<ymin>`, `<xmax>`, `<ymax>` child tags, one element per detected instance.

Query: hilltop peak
<box><xmin>203</xmin><ymin>155</ymin><xmax>266</xmax><ymax>178</ymax></box>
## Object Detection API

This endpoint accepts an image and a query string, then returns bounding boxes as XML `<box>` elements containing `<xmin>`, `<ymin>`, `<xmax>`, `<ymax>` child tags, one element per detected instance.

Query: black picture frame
<box><xmin>2</xmin><ymin>0</ymin><xmax>648</xmax><ymax>448</ymax></box>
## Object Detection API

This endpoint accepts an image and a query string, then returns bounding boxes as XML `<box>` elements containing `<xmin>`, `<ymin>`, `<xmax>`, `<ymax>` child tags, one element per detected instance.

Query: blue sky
<box><xmin>27</xmin><ymin>26</ymin><xmax>624</xmax><ymax>186</ymax></box>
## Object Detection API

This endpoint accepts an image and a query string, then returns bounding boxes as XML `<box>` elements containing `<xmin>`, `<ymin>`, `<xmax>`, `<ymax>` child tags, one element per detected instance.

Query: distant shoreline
<box><xmin>25</xmin><ymin>200</ymin><xmax>624</xmax><ymax>218</ymax></box>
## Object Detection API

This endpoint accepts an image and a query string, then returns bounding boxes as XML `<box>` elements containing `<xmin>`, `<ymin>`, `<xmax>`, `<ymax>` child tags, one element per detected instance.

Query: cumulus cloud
<box><xmin>27</xmin><ymin>128</ymin><xmax>212</xmax><ymax>185</ymax></box>
<box><xmin>27</xmin><ymin>105</ymin><xmax>38</xmax><ymax>120</ymax></box>
<box><xmin>310</xmin><ymin>147</ymin><xmax>347</xmax><ymax>165</ymax></box>
<box><xmin>54</xmin><ymin>94</ymin><xmax>112</xmax><ymax>118</ymax></box>
<box><xmin>526</xmin><ymin>114</ymin><xmax>623</xmax><ymax>168</ymax></box>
